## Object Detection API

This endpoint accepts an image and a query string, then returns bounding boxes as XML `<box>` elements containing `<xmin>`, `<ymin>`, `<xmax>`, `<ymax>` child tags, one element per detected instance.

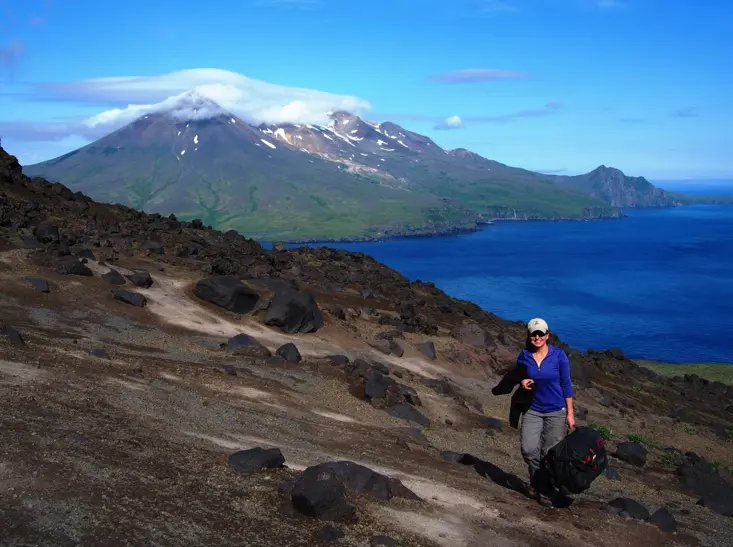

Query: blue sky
<box><xmin>0</xmin><ymin>0</ymin><xmax>731</xmax><ymax>181</ymax></box>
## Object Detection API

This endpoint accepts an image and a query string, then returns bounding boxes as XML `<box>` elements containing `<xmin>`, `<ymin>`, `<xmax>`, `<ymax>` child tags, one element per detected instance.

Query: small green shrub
<box><xmin>588</xmin><ymin>423</ymin><xmax>615</xmax><ymax>440</ymax></box>
<box><xmin>627</xmin><ymin>433</ymin><xmax>662</xmax><ymax>449</ymax></box>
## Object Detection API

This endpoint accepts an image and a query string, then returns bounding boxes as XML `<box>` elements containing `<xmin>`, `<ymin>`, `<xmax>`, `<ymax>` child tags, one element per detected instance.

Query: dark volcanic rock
<box><xmin>386</xmin><ymin>403</ymin><xmax>430</xmax><ymax>427</ymax></box>
<box><xmin>90</xmin><ymin>348</ymin><xmax>109</xmax><ymax>359</ymax></box>
<box><xmin>327</xmin><ymin>355</ymin><xmax>350</xmax><ymax>366</ymax></box>
<box><xmin>227</xmin><ymin>447</ymin><xmax>285</xmax><ymax>474</ymax></box>
<box><xmin>614</xmin><ymin>441</ymin><xmax>647</xmax><ymax>467</ymax></box>
<box><xmin>54</xmin><ymin>256</ymin><xmax>93</xmax><ymax>276</ymax></box>
<box><xmin>226</xmin><ymin>334</ymin><xmax>272</xmax><ymax>358</ymax></box>
<box><xmin>74</xmin><ymin>247</ymin><xmax>96</xmax><ymax>261</ymax></box>
<box><xmin>113</xmin><ymin>290</ymin><xmax>147</xmax><ymax>307</ymax></box>
<box><xmin>421</xmin><ymin>377</ymin><xmax>454</xmax><ymax>396</ymax></box>
<box><xmin>453</xmin><ymin>323</ymin><xmax>495</xmax><ymax>348</ymax></box>
<box><xmin>315</xmin><ymin>525</ymin><xmax>345</xmax><ymax>542</ymax></box>
<box><xmin>127</xmin><ymin>270</ymin><xmax>154</xmax><ymax>288</ymax></box>
<box><xmin>24</xmin><ymin>276</ymin><xmax>50</xmax><ymax>293</ymax></box>
<box><xmin>291</xmin><ymin>474</ymin><xmax>356</xmax><ymax>523</ymax></box>
<box><xmin>194</xmin><ymin>275</ymin><xmax>260</xmax><ymax>314</ymax></box>
<box><xmin>649</xmin><ymin>507</ymin><xmax>677</xmax><ymax>532</ymax></box>
<box><xmin>417</xmin><ymin>341</ymin><xmax>437</xmax><ymax>360</ymax></box>
<box><xmin>605</xmin><ymin>348</ymin><xmax>625</xmax><ymax>360</ymax></box>
<box><xmin>296</xmin><ymin>461</ymin><xmax>418</xmax><ymax>502</ymax></box>
<box><xmin>605</xmin><ymin>497</ymin><xmax>649</xmax><ymax>520</ymax></box>
<box><xmin>388</xmin><ymin>340</ymin><xmax>404</xmax><ymax>357</ymax></box>
<box><xmin>102</xmin><ymin>268</ymin><xmax>127</xmax><ymax>285</ymax></box>
<box><xmin>265</xmin><ymin>288</ymin><xmax>324</xmax><ymax>334</ymax></box>
<box><xmin>276</xmin><ymin>342</ymin><xmax>302</xmax><ymax>363</ymax></box>
<box><xmin>34</xmin><ymin>222</ymin><xmax>60</xmax><ymax>244</ymax></box>
<box><xmin>603</xmin><ymin>466</ymin><xmax>621</xmax><ymax>481</ymax></box>
<box><xmin>0</xmin><ymin>325</ymin><xmax>25</xmax><ymax>346</ymax></box>
<box><xmin>677</xmin><ymin>452</ymin><xmax>733</xmax><ymax>517</ymax></box>
<box><xmin>369</xmin><ymin>339</ymin><xmax>392</xmax><ymax>355</ymax></box>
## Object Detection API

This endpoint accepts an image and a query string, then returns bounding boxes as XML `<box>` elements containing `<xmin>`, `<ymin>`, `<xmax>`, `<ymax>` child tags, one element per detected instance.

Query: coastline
<box><xmin>274</xmin><ymin>210</ymin><xmax>628</xmax><ymax>246</ymax></box>
<box><xmin>272</xmin><ymin>201</ymin><xmax>733</xmax><ymax>245</ymax></box>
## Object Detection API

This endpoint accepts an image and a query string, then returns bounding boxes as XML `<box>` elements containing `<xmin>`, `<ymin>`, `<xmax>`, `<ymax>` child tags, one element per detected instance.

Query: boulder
<box><xmin>417</xmin><ymin>341</ymin><xmax>437</xmax><ymax>360</ymax></box>
<box><xmin>24</xmin><ymin>276</ymin><xmax>50</xmax><ymax>293</ymax></box>
<box><xmin>289</xmin><ymin>472</ymin><xmax>356</xmax><ymax>523</ymax></box>
<box><xmin>276</xmin><ymin>342</ymin><xmax>302</xmax><ymax>363</ymax></box>
<box><xmin>649</xmin><ymin>508</ymin><xmax>677</xmax><ymax>532</ymax></box>
<box><xmin>74</xmin><ymin>247</ymin><xmax>96</xmax><ymax>261</ymax></box>
<box><xmin>0</xmin><ymin>325</ymin><xmax>25</xmax><ymax>346</ymax></box>
<box><xmin>296</xmin><ymin>461</ymin><xmax>418</xmax><ymax>502</ymax></box>
<box><xmin>141</xmin><ymin>240</ymin><xmax>164</xmax><ymax>254</ymax></box>
<box><xmin>113</xmin><ymin>290</ymin><xmax>147</xmax><ymax>308</ymax></box>
<box><xmin>315</xmin><ymin>526</ymin><xmax>345</xmax><ymax>542</ymax></box>
<box><xmin>386</xmin><ymin>403</ymin><xmax>430</xmax><ymax>427</ymax></box>
<box><xmin>388</xmin><ymin>340</ymin><xmax>404</xmax><ymax>357</ymax></box>
<box><xmin>677</xmin><ymin>452</ymin><xmax>733</xmax><ymax>517</ymax></box>
<box><xmin>421</xmin><ymin>377</ymin><xmax>454</xmax><ymax>396</ymax></box>
<box><xmin>614</xmin><ymin>441</ymin><xmax>647</xmax><ymax>467</ymax></box>
<box><xmin>265</xmin><ymin>288</ymin><xmax>324</xmax><ymax>334</ymax></box>
<box><xmin>226</xmin><ymin>334</ymin><xmax>272</xmax><ymax>358</ymax></box>
<box><xmin>369</xmin><ymin>339</ymin><xmax>392</xmax><ymax>355</ymax></box>
<box><xmin>603</xmin><ymin>466</ymin><xmax>621</xmax><ymax>481</ymax></box>
<box><xmin>327</xmin><ymin>355</ymin><xmax>350</xmax><ymax>367</ymax></box>
<box><xmin>34</xmin><ymin>222</ymin><xmax>60</xmax><ymax>244</ymax></box>
<box><xmin>127</xmin><ymin>270</ymin><xmax>154</xmax><ymax>288</ymax></box>
<box><xmin>227</xmin><ymin>447</ymin><xmax>285</xmax><ymax>474</ymax></box>
<box><xmin>605</xmin><ymin>497</ymin><xmax>649</xmax><ymax>520</ymax></box>
<box><xmin>102</xmin><ymin>269</ymin><xmax>127</xmax><ymax>285</ymax></box>
<box><xmin>453</xmin><ymin>323</ymin><xmax>495</xmax><ymax>348</ymax></box>
<box><xmin>54</xmin><ymin>256</ymin><xmax>93</xmax><ymax>276</ymax></box>
<box><xmin>194</xmin><ymin>275</ymin><xmax>260</xmax><ymax>314</ymax></box>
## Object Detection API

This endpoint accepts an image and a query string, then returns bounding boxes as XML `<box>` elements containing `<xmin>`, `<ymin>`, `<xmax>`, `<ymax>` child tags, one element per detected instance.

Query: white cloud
<box><xmin>434</xmin><ymin>115</ymin><xmax>464</xmax><ymax>130</ymax></box>
<box><xmin>3</xmin><ymin>68</ymin><xmax>372</xmax><ymax>142</ymax></box>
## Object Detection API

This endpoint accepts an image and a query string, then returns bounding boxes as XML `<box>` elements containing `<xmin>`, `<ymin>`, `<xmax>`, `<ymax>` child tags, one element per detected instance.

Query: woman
<box><xmin>517</xmin><ymin>317</ymin><xmax>575</xmax><ymax>507</ymax></box>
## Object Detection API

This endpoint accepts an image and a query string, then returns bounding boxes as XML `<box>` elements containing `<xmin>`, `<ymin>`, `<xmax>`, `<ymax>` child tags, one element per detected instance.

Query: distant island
<box><xmin>20</xmin><ymin>91</ymin><xmax>733</xmax><ymax>242</ymax></box>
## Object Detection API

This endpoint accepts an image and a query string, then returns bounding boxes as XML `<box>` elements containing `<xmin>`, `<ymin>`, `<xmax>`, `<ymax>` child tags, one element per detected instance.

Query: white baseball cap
<box><xmin>527</xmin><ymin>318</ymin><xmax>549</xmax><ymax>334</ymax></box>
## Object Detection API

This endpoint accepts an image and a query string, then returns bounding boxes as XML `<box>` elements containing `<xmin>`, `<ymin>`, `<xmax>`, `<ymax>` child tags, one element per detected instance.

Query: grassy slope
<box><xmin>634</xmin><ymin>359</ymin><xmax>733</xmax><ymax>385</ymax></box>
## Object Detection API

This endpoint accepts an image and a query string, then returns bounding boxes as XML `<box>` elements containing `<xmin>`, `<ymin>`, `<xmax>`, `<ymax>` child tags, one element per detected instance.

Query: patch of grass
<box><xmin>658</xmin><ymin>452</ymin><xmax>679</xmax><ymax>466</ymax></box>
<box><xmin>634</xmin><ymin>360</ymin><xmax>733</xmax><ymax>386</ymax></box>
<box><xmin>684</xmin><ymin>425</ymin><xmax>698</xmax><ymax>435</ymax></box>
<box><xmin>627</xmin><ymin>433</ymin><xmax>662</xmax><ymax>449</ymax></box>
<box><xmin>588</xmin><ymin>423</ymin><xmax>615</xmax><ymax>441</ymax></box>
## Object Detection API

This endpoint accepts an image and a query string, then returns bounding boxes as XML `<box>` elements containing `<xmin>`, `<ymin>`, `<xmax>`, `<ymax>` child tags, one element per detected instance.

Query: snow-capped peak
<box><xmin>151</xmin><ymin>88</ymin><xmax>229</xmax><ymax>121</ymax></box>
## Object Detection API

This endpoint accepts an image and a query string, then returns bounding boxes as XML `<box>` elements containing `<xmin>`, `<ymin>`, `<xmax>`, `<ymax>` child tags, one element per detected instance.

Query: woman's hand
<box><xmin>566</xmin><ymin>411</ymin><xmax>576</xmax><ymax>430</ymax></box>
<box><xmin>520</xmin><ymin>379</ymin><xmax>534</xmax><ymax>390</ymax></box>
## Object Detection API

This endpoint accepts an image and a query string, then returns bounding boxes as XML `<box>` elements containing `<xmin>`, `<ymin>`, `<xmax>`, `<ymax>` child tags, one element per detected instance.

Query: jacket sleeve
<box><xmin>491</xmin><ymin>358</ymin><xmax>526</xmax><ymax>396</ymax></box>
<box><xmin>558</xmin><ymin>349</ymin><xmax>574</xmax><ymax>399</ymax></box>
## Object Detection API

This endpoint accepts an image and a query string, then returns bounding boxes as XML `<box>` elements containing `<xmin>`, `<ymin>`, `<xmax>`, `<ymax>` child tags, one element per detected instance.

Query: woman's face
<box><xmin>529</xmin><ymin>330</ymin><xmax>549</xmax><ymax>349</ymax></box>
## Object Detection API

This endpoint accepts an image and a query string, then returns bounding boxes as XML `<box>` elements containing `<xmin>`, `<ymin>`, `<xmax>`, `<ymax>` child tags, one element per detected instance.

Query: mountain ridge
<box><xmin>21</xmin><ymin>94</ymin><xmax>676</xmax><ymax>241</ymax></box>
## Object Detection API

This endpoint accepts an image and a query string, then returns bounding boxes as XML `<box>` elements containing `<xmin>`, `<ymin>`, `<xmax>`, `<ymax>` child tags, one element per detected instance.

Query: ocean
<box><xmin>291</xmin><ymin>204</ymin><xmax>733</xmax><ymax>364</ymax></box>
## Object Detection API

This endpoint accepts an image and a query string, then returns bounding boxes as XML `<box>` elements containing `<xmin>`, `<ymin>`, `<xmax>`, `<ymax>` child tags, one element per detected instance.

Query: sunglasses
<box><xmin>530</xmin><ymin>331</ymin><xmax>548</xmax><ymax>338</ymax></box>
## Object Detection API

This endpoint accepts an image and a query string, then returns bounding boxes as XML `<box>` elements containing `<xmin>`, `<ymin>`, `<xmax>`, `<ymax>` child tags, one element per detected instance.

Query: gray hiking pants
<box><xmin>520</xmin><ymin>408</ymin><xmax>567</xmax><ymax>480</ymax></box>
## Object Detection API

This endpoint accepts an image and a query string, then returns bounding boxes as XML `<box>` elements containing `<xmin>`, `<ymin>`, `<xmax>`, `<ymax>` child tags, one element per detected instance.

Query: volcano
<box><xmin>22</xmin><ymin>92</ymin><xmax>673</xmax><ymax>241</ymax></box>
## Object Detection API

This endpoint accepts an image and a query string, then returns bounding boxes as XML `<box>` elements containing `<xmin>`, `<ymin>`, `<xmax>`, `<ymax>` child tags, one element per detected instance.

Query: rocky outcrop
<box><xmin>194</xmin><ymin>276</ymin><xmax>261</xmax><ymax>314</ymax></box>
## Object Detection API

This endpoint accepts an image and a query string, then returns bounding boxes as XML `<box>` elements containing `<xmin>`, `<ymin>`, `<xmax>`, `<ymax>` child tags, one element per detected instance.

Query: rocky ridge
<box><xmin>2</xmin><ymin>143</ymin><xmax>733</xmax><ymax>546</ymax></box>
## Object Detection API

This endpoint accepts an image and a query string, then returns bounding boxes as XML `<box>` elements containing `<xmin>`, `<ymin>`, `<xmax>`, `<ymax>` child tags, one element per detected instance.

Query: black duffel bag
<box><xmin>541</xmin><ymin>426</ymin><xmax>609</xmax><ymax>495</ymax></box>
